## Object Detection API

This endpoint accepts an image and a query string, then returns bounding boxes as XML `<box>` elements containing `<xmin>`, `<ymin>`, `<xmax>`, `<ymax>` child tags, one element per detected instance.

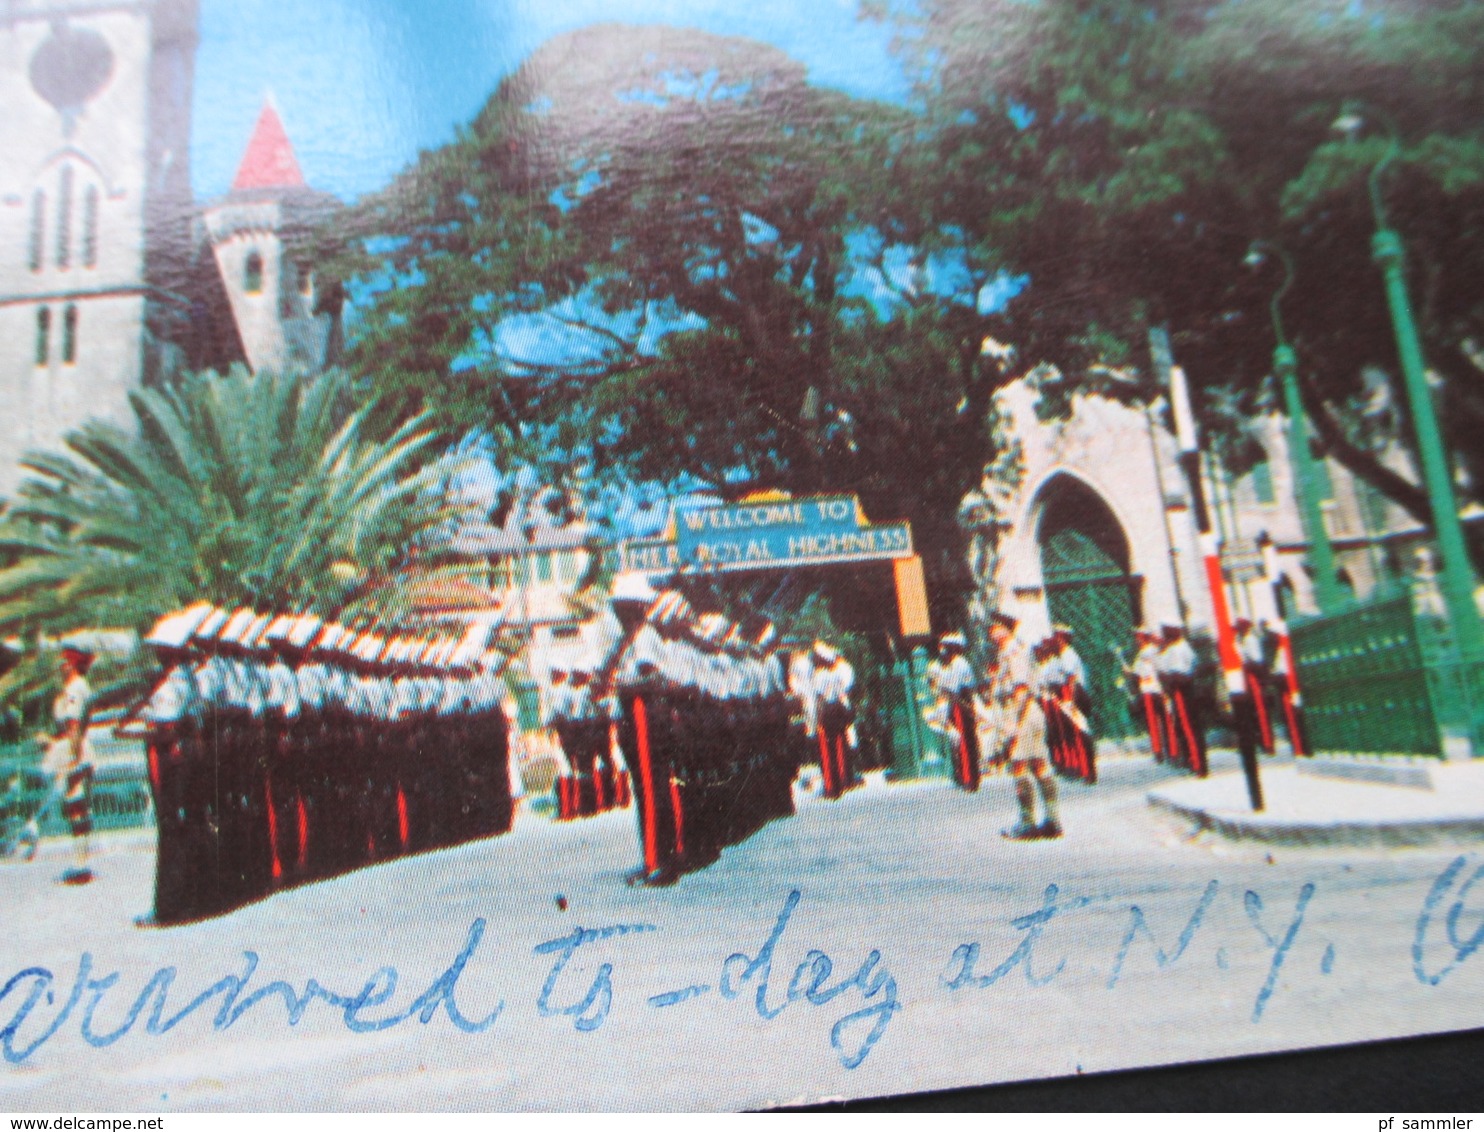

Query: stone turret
<box><xmin>0</xmin><ymin>0</ymin><xmax>198</xmax><ymax>499</ymax></box>
<box><xmin>200</xmin><ymin>98</ymin><xmax>338</xmax><ymax>375</ymax></box>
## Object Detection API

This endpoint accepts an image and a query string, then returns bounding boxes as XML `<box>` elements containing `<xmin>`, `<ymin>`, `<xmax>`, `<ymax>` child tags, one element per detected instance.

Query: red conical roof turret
<box><xmin>231</xmin><ymin>99</ymin><xmax>305</xmax><ymax>192</ymax></box>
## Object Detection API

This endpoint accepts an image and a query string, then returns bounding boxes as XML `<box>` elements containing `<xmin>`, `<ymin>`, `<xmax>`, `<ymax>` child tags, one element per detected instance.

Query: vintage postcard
<box><xmin>2</xmin><ymin>0</ymin><xmax>1484</xmax><ymax>1113</ymax></box>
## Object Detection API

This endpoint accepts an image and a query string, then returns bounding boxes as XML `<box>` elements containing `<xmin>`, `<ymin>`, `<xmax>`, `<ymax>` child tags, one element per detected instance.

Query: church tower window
<box><xmin>82</xmin><ymin>185</ymin><xmax>99</xmax><ymax>268</ymax></box>
<box><xmin>55</xmin><ymin>165</ymin><xmax>74</xmax><ymax>270</ymax></box>
<box><xmin>62</xmin><ymin>305</ymin><xmax>78</xmax><ymax>365</ymax></box>
<box><xmin>28</xmin><ymin>190</ymin><xmax>45</xmax><ymax>272</ymax></box>
<box><xmin>35</xmin><ymin>307</ymin><xmax>51</xmax><ymax>366</ymax></box>
<box><xmin>244</xmin><ymin>249</ymin><xmax>263</xmax><ymax>294</ymax></box>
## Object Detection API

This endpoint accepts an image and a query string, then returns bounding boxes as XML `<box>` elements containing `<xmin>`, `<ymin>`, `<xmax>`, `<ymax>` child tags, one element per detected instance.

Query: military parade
<box><xmin>0</xmin><ymin>540</ymin><xmax>1330</xmax><ymax>924</ymax></box>
<box><xmin>119</xmin><ymin>603</ymin><xmax>517</xmax><ymax>923</ymax></box>
<box><xmin>0</xmin><ymin>415</ymin><xmax>1341</xmax><ymax>917</ymax></box>
<box><xmin>6</xmin><ymin>0</ymin><xmax>1484</xmax><ymax>1109</ymax></box>
<box><xmin>31</xmin><ymin>564</ymin><xmax>885</xmax><ymax>917</ymax></box>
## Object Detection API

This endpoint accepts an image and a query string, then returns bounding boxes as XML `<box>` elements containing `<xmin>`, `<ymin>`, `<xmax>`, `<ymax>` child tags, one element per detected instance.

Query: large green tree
<box><xmin>868</xmin><ymin>0</ymin><xmax>1484</xmax><ymax>559</ymax></box>
<box><xmin>322</xmin><ymin>24</ymin><xmax>1023</xmax><ymax>613</ymax></box>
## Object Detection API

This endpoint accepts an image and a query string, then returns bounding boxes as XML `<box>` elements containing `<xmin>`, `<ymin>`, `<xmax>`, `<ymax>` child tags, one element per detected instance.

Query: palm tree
<box><xmin>0</xmin><ymin>366</ymin><xmax>469</xmax><ymax>692</ymax></box>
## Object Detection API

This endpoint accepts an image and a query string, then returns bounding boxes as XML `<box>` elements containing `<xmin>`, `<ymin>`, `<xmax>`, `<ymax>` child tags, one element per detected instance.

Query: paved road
<box><xmin>2</xmin><ymin>751</ymin><xmax>1482</xmax><ymax>1110</ymax></box>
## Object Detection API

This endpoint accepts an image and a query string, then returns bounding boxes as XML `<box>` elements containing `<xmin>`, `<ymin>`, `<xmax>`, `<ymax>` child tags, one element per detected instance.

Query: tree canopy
<box><xmin>321</xmin><ymin>2</ymin><xmax>1484</xmax><ymax>610</ymax></box>
<box><xmin>322</xmin><ymin>23</ymin><xmax>1027</xmax><ymax>607</ymax></box>
<box><xmin>868</xmin><ymin>0</ymin><xmax>1484</xmax><ymax>555</ymax></box>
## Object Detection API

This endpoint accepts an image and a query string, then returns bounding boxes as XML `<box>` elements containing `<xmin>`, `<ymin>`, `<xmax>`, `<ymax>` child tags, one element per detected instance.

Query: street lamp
<box><xmin>1333</xmin><ymin>105</ymin><xmax>1484</xmax><ymax>669</ymax></box>
<box><xmin>1243</xmin><ymin>241</ymin><xmax>1345</xmax><ymax>613</ymax></box>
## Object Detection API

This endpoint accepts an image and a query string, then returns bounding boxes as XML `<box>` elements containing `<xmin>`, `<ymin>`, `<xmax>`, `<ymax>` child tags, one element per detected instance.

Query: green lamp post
<box><xmin>1244</xmin><ymin>241</ymin><xmax>1345</xmax><ymax>613</ymax></box>
<box><xmin>1334</xmin><ymin>106</ymin><xmax>1484</xmax><ymax>669</ymax></box>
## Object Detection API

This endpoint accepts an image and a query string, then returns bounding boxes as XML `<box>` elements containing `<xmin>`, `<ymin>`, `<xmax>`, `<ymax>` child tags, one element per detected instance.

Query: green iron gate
<box><xmin>1041</xmin><ymin>527</ymin><xmax>1141</xmax><ymax>740</ymax></box>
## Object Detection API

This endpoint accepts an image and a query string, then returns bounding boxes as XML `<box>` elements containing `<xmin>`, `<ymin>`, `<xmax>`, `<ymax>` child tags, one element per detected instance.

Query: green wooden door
<box><xmin>1041</xmin><ymin>527</ymin><xmax>1140</xmax><ymax>740</ymax></box>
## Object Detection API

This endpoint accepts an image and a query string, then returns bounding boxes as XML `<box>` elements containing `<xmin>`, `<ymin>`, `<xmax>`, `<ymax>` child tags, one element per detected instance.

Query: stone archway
<box><xmin>1036</xmin><ymin>474</ymin><xmax>1143</xmax><ymax>740</ymax></box>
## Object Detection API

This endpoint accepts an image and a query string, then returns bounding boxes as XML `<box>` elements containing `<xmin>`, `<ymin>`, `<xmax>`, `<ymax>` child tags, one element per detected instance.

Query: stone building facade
<box><xmin>985</xmin><ymin>374</ymin><xmax>1426</xmax><ymax>736</ymax></box>
<box><xmin>0</xmin><ymin>0</ymin><xmax>196</xmax><ymax>499</ymax></box>
<box><xmin>0</xmin><ymin>0</ymin><xmax>337</xmax><ymax>500</ymax></box>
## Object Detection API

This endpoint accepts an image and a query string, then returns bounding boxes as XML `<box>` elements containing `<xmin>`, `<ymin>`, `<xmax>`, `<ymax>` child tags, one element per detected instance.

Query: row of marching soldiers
<box><xmin>585</xmin><ymin>573</ymin><xmax>813</xmax><ymax>887</ymax></box>
<box><xmin>1127</xmin><ymin>618</ymin><xmax>1307</xmax><ymax>775</ymax></box>
<box><xmin>123</xmin><ymin>603</ymin><xmax>513</xmax><ymax>925</ymax></box>
<box><xmin>926</xmin><ymin>615</ymin><xmax>1065</xmax><ymax>839</ymax></box>
<box><xmin>930</xmin><ymin>620</ymin><xmax>1099</xmax><ymax>795</ymax></box>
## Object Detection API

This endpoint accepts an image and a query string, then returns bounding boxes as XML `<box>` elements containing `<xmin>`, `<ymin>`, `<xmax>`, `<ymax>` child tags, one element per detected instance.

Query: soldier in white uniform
<box><xmin>284</xmin><ymin>614</ymin><xmax>330</xmax><ymax>872</ymax></box>
<box><xmin>259</xmin><ymin>614</ymin><xmax>305</xmax><ymax>886</ymax></box>
<box><xmin>930</xmin><ymin>631</ymin><xmax>981</xmax><ymax>793</ymax></box>
<box><xmin>1045</xmin><ymin>626</ymin><xmax>1095</xmax><ymax>783</ymax></box>
<box><xmin>596</xmin><ymin>573</ymin><xmax>683</xmax><ymax>885</ymax></box>
<box><xmin>786</xmin><ymin>639</ymin><xmax>818</xmax><ymax>777</ymax></box>
<box><xmin>810</xmin><ymin>641</ymin><xmax>856</xmax><ymax>799</ymax></box>
<box><xmin>1234</xmin><ymin>617</ymin><xmax>1275</xmax><ymax>753</ymax></box>
<box><xmin>1129</xmin><ymin>627</ymin><xmax>1167</xmax><ymax>761</ymax></box>
<box><xmin>129</xmin><ymin>603</ymin><xmax>214</xmax><ymax>923</ymax></box>
<box><xmin>987</xmin><ymin>614</ymin><xmax>1061</xmax><ymax>839</ymax></box>
<box><xmin>1157</xmin><ymin>622</ymin><xmax>1206</xmax><ymax>775</ymax></box>
<box><xmin>213</xmin><ymin>610</ymin><xmax>270</xmax><ymax>903</ymax></box>
<box><xmin>743</xmin><ymin>615</ymin><xmax>795</xmax><ymax>825</ymax></box>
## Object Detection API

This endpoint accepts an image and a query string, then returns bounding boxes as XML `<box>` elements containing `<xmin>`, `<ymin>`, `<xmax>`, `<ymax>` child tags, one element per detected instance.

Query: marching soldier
<box><xmin>809</xmin><ymin>641</ymin><xmax>856</xmax><ymax>799</ymax></box>
<box><xmin>1130</xmin><ymin>627</ymin><xmax>1168</xmax><ymax>762</ymax></box>
<box><xmin>987</xmin><ymin>614</ymin><xmax>1062</xmax><ymax>840</ymax></box>
<box><xmin>1265</xmin><ymin>618</ymin><xmax>1309</xmax><ymax>758</ymax></box>
<box><xmin>930</xmin><ymin>631</ymin><xmax>981</xmax><ymax>792</ymax></box>
<box><xmin>23</xmin><ymin>643</ymin><xmax>100</xmax><ymax>885</ymax></box>
<box><xmin>1048</xmin><ymin>626</ymin><xmax>1095</xmax><ymax>783</ymax></box>
<box><xmin>1158</xmin><ymin>622</ymin><xmax>1207</xmax><ymax>776</ymax></box>
<box><xmin>129</xmin><ymin>604</ymin><xmax>214</xmax><ymax>923</ymax></box>
<box><xmin>1234</xmin><ymin>617</ymin><xmax>1275</xmax><ymax>754</ymax></box>
<box><xmin>599</xmin><ymin>572</ymin><xmax>686</xmax><ymax>886</ymax></box>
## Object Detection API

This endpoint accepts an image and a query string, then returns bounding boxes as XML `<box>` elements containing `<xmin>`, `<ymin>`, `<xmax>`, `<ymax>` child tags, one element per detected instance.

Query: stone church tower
<box><xmin>0</xmin><ymin>0</ymin><xmax>197</xmax><ymax>500</ymax></box>
<box><xmin>201</xmin><ymin>99</ymin><xmax>339</xmax><ymax>376</ymax></box>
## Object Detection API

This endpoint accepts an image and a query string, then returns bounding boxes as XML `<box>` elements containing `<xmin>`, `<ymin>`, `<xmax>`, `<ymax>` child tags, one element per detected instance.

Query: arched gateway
<box><xmin>1036</xmin><ymin>475</ymin><xmax>1142</xmax><ymax>740</ymax></box>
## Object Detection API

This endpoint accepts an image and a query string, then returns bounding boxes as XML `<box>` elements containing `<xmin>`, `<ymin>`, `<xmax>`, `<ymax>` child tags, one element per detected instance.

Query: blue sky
<box><xmin>192</xmin><ymin>0</ymin><xmax>909</xmax><ymax>202</ymax></box>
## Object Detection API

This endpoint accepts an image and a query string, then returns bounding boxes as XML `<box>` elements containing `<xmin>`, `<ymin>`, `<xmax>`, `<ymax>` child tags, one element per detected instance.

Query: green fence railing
<box><xmin>1</xmin><ymin>731</ymin><xmax>154</xmax><ymax>841</ymax></box>
<box><xmin>1290</xmin><ymin>584</ymin><xmax>1484</xmax><ymax>758</ymax></box>
<box><xmin>884</xmin><ymin>647</ymin><xmax>952</xmax><ymax>779</ymax></box>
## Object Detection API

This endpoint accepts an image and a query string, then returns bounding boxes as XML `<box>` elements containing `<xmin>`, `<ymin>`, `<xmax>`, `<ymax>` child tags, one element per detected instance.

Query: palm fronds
<box><xmin>0</xmin><ymin>365</ymin><xmax>469</xmax><ymax>650</ymax></box>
